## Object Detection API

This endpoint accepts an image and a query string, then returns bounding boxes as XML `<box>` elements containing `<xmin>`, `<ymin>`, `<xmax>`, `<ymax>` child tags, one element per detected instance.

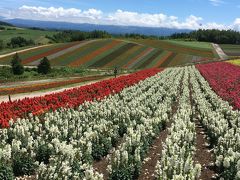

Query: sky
<box><xmin>0</xmin><ymin>0</ymin><xmax>240</xmax><ymax>30</ymax></box>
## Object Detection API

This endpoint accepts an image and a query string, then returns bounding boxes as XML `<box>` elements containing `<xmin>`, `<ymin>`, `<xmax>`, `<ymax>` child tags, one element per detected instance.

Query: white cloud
<box><xmin>233</xmin><ymin>18</ymin><xmax>240</xmax><ymax>31</ymax></box>
<box><xmin>0</xmin><ymin>5</ymin><xmax>238</xmax><ymax>31</ymax></box>
<box><xmin>209</xmin><ymin>0</ymin><xmax>224</xmax><ymax>6</ymax></box>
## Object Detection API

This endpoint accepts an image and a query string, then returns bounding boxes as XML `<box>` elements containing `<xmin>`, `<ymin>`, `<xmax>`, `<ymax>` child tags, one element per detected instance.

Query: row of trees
<box><xmin>170</xmin><ymin>29</ymin><xmax>240</xmax><ymax>44</ymax></box>
<box><xmin>47</xmin><ymin>30</ymin><xmax>111</xmax><ymax>43</ymax></box>
<box><xmin>11</xmin><ymin>53</ymin><xmax>51</xmax><ymax>75</ymax></box>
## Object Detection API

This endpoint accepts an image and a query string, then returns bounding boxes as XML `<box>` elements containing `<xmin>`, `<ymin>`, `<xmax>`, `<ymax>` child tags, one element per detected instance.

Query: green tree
<box><xmin>38</xmin><ymin>57</ymin><xmax>51</xmax><ymax>74</ymax></box>
<box><xmin>0</xmin><ymin>40</ymin><xmax>4</xmax><ymax>50</ymax></box>
<box><xmin>11</xmin><ymin>53</ymin><xmax>24</xmax><ymax>75</ymax></box>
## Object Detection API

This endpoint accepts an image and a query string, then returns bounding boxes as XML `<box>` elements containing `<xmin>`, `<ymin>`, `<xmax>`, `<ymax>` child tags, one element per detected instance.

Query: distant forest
<box><xmin>170</xmin><ymin>29</ymin><xmax>240</xmax><ymax>44</ymax></box>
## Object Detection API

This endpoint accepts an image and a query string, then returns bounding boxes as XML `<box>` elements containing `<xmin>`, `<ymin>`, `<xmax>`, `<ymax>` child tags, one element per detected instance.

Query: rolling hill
<box><xmin>0</xmin><ymin>38</ymin><xmax>218</xmax><ymax>69</ymax></box>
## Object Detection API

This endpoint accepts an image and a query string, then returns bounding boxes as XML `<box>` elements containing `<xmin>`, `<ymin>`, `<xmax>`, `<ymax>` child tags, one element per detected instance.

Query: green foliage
<box><xmin>12</xmin><ymin>153</ymin><xmax>36</xmax><ymax>176</ymax></box>
<box><xmin>8</xmin><ymin>36</ymin><xmax>35</xmax><ymax>48</ymax></box>
<box><xmin>92</xmin><ymin>136</ymin><xmax>112</xmax><ymax>160</ymax></box>
<box><xmin>37</xmin><ymin>57</ymin><xmax>51</xmax><ymax>74</ymax></box>
<box><xmin>49</xmin><ymin>30</ymin><xmax>111</xmax><ymax>43</ymax></box>
<box><xmin>170</xmin><ymin>29</ymin><xmax>240</xmax><ymax>44</ymax></box>
<box><xmin>36</xmin><ymin>144</ymin><xmax>53</xmax><ymax>164</ymax></box>
<box><xmin>11</xmin><ymin>53</ymin><xmax>24</xmax><ymax>75</ymax></box>
<box><xmin>0</xmin><ymin>39</ymin><xmax>4</xmax><ymax>50</ymax></box>
<box><xmin>0</xmin><ymin>162</ymin><xmax>14</xmax><ymax>180</ymax></box>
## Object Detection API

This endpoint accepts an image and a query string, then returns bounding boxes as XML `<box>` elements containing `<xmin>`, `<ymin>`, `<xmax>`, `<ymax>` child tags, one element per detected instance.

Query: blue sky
<box><xmin>0</xmin><ymin>0</ymin><xmax>240</xmax><ymax>30</ymax></box>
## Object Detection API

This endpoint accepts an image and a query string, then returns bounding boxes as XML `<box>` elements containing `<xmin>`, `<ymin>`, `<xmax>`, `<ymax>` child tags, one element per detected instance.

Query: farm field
<box><xmin>0</xmin><ymin>26</ymin><xmax>56</xmax><ymax>45</ymax></box>
<box><xmin>220</xmin><ymin>44</ymin><xmax>240</xmax><ymax>56</ymax></box>
<box><xmin>0</xmin><ymin>38</ymin><xmax>220</xmax><ymax>69</ymax></box>
<box><xmin>0</xmin><ymin>62</ymin><xmax>239</xmax><ymax>180</ymax></box>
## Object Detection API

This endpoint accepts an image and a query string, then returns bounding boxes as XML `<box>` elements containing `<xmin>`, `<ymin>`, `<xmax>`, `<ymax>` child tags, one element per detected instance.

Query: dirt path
<box><xmin>0</xmin><ymin>76</ymin><xmax>113</xmax><ymax>103</ymax></box>
<box><xmin>188</xmin><ymin>77</ymin><xmax>216</xmax><ymax>180</ymax></box>
<box><xmin>212</xmin><ymin>43</ymin><xmax>228</xmax><ymax>60</ymax></box>
<box><xmin>0</xmin><ymin>44</ymin><xmax>52</xmax><ymax>59</ymax></box>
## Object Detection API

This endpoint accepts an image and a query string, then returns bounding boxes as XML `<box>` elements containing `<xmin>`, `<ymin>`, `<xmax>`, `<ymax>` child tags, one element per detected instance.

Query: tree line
<box><xmin>170</xmin><ymin>29</ymin><xmax>240</xmax><ymax>44</ymax></box>
<box><xmin>46</xmin><ymin>30</ymin><xmax>112</xmax><ymax>43</ymax></box>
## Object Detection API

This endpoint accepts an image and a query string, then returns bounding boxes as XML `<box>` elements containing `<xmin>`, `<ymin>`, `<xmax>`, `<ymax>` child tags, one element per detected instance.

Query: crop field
<box><xmin>0</xmin><ymin>39</ymin><xmax>220</xmax><ymax>69</ymax></box>
<box><xmin>220</xmin><ymin>44</ymin><xmax>240</xmax><ymax>56</ymax></box>
<box><xmin>0</xmin><ymin>61</ymin><xmax>239</xmax><ymax>180</ymax></box>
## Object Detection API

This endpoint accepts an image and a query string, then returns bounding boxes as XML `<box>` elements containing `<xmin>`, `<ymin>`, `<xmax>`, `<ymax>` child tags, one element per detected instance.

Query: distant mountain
<box><xmin>0</xmin><ymin>20</ymin><xmax>14</xmax><ymax>27</ymax></box>
<box><xmin>3</xmin><ymin>18</ymin><xmax>192</xmax><ymax>36</ymax></box>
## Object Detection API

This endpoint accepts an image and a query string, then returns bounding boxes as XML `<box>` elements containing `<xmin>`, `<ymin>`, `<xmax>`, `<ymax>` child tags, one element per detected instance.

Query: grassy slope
<box><xmin>163</xmin><ymin>40</ymin><xmax>212</xmax><ymax>50</ymax></box>
<box><xmin>220</xmin><ymin>44</ymin><xmax>240</xmax><ymax>56</ymax></box>
<box><xmin>0</xmin><ymin>27</ymin><xmax>56</xmax><ymax>44</ymax></box>
<box><xmin>0</xmin><ymin>37</ymin><xmax>221</xmax><ymax>69</ymax></box>
<box><xmin>130</xmin><ymin>39</ymin><xmax>216</xmax><ymax>58</ymax></box>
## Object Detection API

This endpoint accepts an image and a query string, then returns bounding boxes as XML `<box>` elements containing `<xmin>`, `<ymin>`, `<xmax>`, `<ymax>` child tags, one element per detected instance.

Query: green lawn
<box><xmin>163</xmin><ymin>40</ymin><xmax>212</xmax><ymax>50</ymax></box>
<box><xmin>0</xmin><ymin>27</ymin><xmax>56</xmax><ymax>44</ymax></box>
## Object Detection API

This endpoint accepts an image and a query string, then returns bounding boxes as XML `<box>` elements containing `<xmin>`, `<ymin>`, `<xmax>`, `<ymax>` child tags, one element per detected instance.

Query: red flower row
<box><xmin>0</xmin><ymin>68</ymin><xmax>162</xmax><ymax>128</ymax></box>
<box><xmin>196</xmin><ymin>62</ymin><xmax>240</xmax><ymax>110</ymax></box>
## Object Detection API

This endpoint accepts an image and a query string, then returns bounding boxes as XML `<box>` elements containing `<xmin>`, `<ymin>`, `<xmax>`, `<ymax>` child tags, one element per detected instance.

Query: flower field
<box><xmin>196</xmin><ymin>62</ymin><xmax>240</xmax><ymax>109</ymax></box>
<box><xmin>0</xmin><ymin>39</ymin><xmax>218</xmax><ymax>69</ymax></box>
<box><xmin>0</xmin><ymin>63</ymin><xmax>239</xmax><ymax>179</ymax></box>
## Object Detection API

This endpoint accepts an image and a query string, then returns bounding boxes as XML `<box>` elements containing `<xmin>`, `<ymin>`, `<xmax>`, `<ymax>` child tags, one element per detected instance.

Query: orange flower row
<box><xmin>0</xmin><ymin>75</ymin><xmax>107</xmax><ymax>96</ymax></box>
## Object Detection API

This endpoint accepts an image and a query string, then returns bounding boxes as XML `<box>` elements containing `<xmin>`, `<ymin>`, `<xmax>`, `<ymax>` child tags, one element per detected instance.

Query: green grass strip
<box><xmin>90</xmin><ymin>43</ymin><xmax>137</xmax><ymax>68</ymax></box>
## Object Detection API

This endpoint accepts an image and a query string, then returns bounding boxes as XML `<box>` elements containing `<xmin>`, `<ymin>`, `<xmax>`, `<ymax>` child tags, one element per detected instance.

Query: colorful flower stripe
<box><xmin>103</xmin><ymin>45</ymin><xmax>143</xmax><ymax>68</ymax></box>
<box><xmin>196</xmin><ymin>62</ymin><xmax>240</xmax><ymax>109</ymax></box>
<box><xmin>22</xmin><ymin>41</ymin><xmax>80</xmax><ymax>64</ymax></box>
<box><xmin>124</xmin><ymin>47</ymin><xmax>154</xmax><ymax>69</ymax></box>
<box><xmin>154</xmin><ymin>51</ymin><xmax>173</xmax><ymax>68</ymax></box>
<box><xmin>0</xmin><ymin>75</ymin><xmax>108</xmax><ymax>96</ymax></box>
<box><xmin>69</xmin><ymin>40</ymin><xmax>122</xmax><ymax>67</ymax></box>
<box><xmin>0</xmin><ymin>68</ymin><xmax>162</xmax><ymax>128</ymax></box>
<box><xmin>50</xmin><ymin>40</ymin><xmax>111</xmax><ymax>66</ymax></box>
<box><xmin>90</xmin><ymin>43</ymin><xmax>137</xmax><ymax>68</ymax></box>
<box><xmin>138</xmin><ymin>50</ymin><xmax>163</xmax><ymax>69</ymax></box>
<box><xmin>130</xmin><ymin>48</ymin><xmax>157</xmax><ymax>69</ymax></box>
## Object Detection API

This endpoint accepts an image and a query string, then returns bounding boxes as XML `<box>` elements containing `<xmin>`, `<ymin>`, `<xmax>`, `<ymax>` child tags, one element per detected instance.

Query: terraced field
<box><xmin>0</xmin><ymin>38</ymin><xmax>219</xmax><ymax>69</ymax></box>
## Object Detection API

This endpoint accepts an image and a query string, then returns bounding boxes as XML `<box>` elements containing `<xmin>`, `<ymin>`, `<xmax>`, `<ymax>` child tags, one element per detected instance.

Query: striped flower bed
<box><xmin>23</xmin><ymin>42</ymin><xmax>80</xmax><ymax>64</ymax></box>
<box><xmin>69</xmin><ymin>40</ymin><xmax>123</xmax><ymax>67</ymax></box>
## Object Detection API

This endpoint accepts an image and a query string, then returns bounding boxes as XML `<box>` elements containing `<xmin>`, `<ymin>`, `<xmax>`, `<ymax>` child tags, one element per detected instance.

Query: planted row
<box><xmin>0</xmin><ymin>68</ymin><xmax>161</xmax><ymax>128</ymax></box>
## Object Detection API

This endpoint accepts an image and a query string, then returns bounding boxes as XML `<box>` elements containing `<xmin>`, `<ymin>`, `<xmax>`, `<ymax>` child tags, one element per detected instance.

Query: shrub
<box><xmin>37</xmin><ymin>57</ymin><xmax>51</xmax><ymax>74</ymax></box>
<box><xmin>11</xmin><ymin>53</ymin><xmax>24</xmax><ymax>75</ymax></box>
<box><xmin>12</xmin><ymin>153</ymin><xmax>36</xmax><ymax>176</ymax></box>
<box><xmin>0</xmin><ymin>162</ymin><xmax>14</xmax><ymax>180</ymax></box>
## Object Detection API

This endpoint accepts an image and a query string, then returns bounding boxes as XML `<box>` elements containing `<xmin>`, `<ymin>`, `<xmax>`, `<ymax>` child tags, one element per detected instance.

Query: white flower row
<box><xmin>107</xmin><ymin>67</ymin><xmax>184</xmax><ymax>179</ymax></box>
<box><xmin>155</xmin><ymin>66</ymin><xmax>201</xmax><ymax>179</ymax></box>
<box><xmin>190</xmin><ymin>66</ymin><xmax>240</xmax><ymax>179</ymax></box>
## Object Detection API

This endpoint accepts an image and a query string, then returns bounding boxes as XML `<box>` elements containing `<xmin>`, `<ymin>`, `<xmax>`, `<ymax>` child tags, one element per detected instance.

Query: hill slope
<box><xmin>0</xmin><ymin>39</ymin><xmax>218</xmax><ymax>69</ymax></box>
